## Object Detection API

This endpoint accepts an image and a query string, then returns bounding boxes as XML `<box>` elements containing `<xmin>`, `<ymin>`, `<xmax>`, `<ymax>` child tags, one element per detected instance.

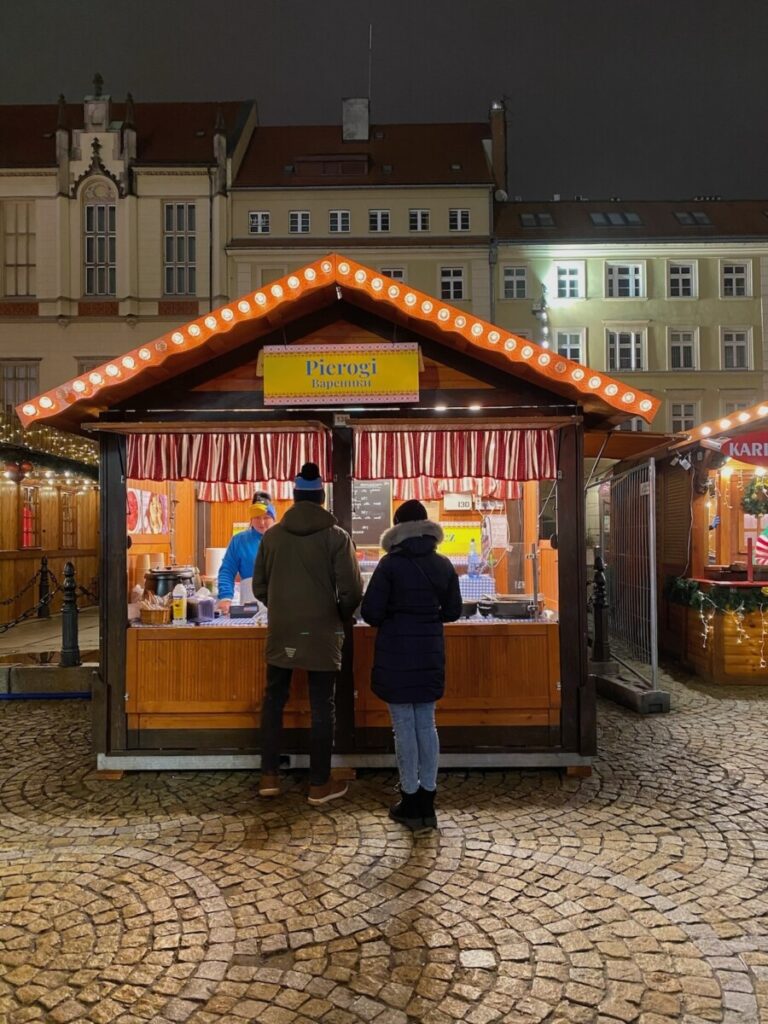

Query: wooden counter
<box><xmin>125</xmin><ymin>620</ymin><xmax>561</xmax><ymax>752</ymax></box>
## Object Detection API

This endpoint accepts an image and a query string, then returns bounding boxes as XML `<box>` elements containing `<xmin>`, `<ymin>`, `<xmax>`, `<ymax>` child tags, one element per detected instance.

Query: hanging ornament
<box><xmin>742</xmin><ymin>476</ymin><xmax>768</xmax><ymax>516</ymax></box>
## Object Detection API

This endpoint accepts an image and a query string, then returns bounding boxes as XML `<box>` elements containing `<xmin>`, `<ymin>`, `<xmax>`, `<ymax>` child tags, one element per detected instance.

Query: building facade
<box><xmin>1</xmin><ymin>83</ymin><xmax>767</xmax><ymax>434</ymax></box>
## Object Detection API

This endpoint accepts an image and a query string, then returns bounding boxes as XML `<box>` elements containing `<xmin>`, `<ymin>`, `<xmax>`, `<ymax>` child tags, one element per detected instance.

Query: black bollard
<box><xmin>38</xmin><ymin>556</ymin><xmax>51</xmax><ymax>619</ymax></box>
<box><xmin>592</xmin><ymin>546</ymin><xmax>612</xmax><ymax>663</ymax></box>
<box><xmin>60</xmin><ymin>561</ymin><xmax>81</xmax><ymax>668</ymax></box>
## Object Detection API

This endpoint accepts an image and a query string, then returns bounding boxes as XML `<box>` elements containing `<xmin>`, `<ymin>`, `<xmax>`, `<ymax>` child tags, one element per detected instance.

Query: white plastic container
<box><xmin>171</xmin><ymin>583</ymin><xmax>188</xmax><ymax>625</ymax></box>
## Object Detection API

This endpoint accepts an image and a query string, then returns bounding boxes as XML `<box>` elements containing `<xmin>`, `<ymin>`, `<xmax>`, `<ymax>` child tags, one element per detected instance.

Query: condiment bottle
<box><xmin>171</xmin><ymin>583</ymin><xmax>188</xmax><ymax>625</ymax></box>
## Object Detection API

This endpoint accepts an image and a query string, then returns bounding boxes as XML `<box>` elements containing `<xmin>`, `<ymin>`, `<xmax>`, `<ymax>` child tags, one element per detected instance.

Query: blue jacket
<box><xmin>218</xmin><ymin>527</ymin><xmax>266</xmax><ymax>600</ymax></box>
<box><xmin>360</xmin><ymin>520</ymin><xmax>462</xmax><ymax>704</ymax></box>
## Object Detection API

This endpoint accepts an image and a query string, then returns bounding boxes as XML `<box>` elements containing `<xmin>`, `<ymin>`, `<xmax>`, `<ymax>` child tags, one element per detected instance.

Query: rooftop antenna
<box><xmin>367</xmin><ymin>23</ymin><xmax>373</xmax><ymax>108</ymax></box>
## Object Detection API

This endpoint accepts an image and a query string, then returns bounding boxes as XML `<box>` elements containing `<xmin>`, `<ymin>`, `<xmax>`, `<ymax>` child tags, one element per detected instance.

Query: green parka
<box><xmin>252</xmin><ymin>502</ymin><xmax>363</xmax><ymax>671</ymax></box>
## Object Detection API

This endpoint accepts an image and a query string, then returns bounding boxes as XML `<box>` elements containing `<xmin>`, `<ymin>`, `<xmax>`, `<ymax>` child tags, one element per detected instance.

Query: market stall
<box><xmin>18</xmin><ymin>254</ymin><xmax>658</xmax><ymax>769</ymax></box>
<box><xmin>656</xmin><ymin>402</ymin><xmax>768</xmax><ymax>684</ymax></box>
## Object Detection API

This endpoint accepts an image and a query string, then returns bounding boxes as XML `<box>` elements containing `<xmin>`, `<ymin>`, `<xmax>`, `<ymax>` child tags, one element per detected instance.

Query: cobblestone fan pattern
<box><xmin>1</xmin><ymin>674</ymin><xmax>767</xmax><ymax>1023</ymax></box>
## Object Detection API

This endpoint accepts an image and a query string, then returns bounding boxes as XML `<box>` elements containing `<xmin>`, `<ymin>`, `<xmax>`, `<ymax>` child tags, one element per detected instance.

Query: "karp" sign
<box><xmin>722</xmin><ymin>430</ymin><xmax>768</xmax><ymax>465</ymax></box>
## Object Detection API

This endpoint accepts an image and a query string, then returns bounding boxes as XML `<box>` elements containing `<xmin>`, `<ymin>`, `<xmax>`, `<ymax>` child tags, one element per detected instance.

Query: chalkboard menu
<box><xmin>352</xmin><ymin>480</ymin><xmax>392</xmax><ymax>547</ymax></box>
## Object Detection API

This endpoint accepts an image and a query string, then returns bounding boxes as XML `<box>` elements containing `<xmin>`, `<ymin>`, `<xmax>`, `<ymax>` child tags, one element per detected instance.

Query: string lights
<box><xmin>697</xmin><ymin>592</ymin><xmax>716</xmax><ymax>650</ymax></box>
<box><xmin>730</xmin><ymin>603</ymin><xmax>748</xmax><ymax>645</ymax></box>
<box><xmin>759</xmin><ymin>603</ymin><xmax>768</xmax><ymax>669</ymax></box>
<box><xmin>0</xmin><ymin>413</ymin><xmax>97</xmax><ymax>467</ymax></box>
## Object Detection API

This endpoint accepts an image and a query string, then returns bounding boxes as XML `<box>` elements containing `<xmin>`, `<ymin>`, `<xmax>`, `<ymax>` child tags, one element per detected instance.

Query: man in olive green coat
<box><xmin>252</xmin><ymin>462</ymin><xmax>362</xmax><ymax>804</ymax></box>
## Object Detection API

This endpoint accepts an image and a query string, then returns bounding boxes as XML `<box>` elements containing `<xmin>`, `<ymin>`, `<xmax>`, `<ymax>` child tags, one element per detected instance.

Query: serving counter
<box><xmin>125</xmin><ymin>618</ymin><xmax>561</xmax><ymax>757</ymax></box>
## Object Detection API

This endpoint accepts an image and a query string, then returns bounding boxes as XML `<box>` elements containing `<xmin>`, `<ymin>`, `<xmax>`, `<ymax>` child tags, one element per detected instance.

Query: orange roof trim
<box><xmin>672</xmin><ymin>399</ymin><xmax>768</xmax><ymax>447</ymax></box>
<box><xmin>17</xmin><ymin>254</ymin><xmax>660</xmax><ymax>429</ymax></box>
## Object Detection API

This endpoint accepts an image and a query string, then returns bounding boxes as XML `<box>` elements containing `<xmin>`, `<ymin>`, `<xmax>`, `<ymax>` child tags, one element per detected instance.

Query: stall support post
<box><xmin>37</xmin><ymin>556</ymin><xmax>51</xmax><ymax>618</ymax></box>
<box><xmin>332</xmin><ymin>425</ymin><xmax>356</xmax><ymax>752</ymax></box>
<box><xmin>60</xmin><ymin>561</ymin><xmax>81</xmax><ymax>668</ymax></box>
<box><xmin>96</xmin><ymin>433</ymin><xmax>128</xmax><ymax>757</ymax></box>
<box><xmin>591</xmin><ymin>547</ymin><xmax>612</xmax><ymax>663</ymax></box>
<box><xmin>557</xmin><ymin>422</ymin><xmax>594</xmax><ymax>756</ymax></box>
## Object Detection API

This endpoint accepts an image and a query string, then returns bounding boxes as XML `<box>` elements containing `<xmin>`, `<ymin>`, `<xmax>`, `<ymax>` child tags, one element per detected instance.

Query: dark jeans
<box><xmin>260</xmin><ymin>664</ymin><xmax>336</xmax><ymax>786</ymax></box>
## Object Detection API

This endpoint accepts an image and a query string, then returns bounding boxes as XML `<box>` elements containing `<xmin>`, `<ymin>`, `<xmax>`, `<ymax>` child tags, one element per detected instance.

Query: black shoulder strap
<box><xmin>404</xmin><ymin>553</ymin><xmax>443</xmax><ymax>611</ymax></box>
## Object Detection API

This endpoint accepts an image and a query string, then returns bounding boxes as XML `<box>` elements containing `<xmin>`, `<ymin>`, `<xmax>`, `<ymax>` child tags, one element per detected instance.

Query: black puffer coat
<box><xmin>360</xmin><ymin>520</ymin><xmax>462</xmax><ymax>704</ymax></box>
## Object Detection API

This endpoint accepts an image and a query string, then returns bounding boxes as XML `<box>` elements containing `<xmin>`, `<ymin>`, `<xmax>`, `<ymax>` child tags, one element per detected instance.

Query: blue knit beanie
<box><xmin>294</xmin><ymin>463</ymin><xmax>324</xmax><ymax>491</ymax></box>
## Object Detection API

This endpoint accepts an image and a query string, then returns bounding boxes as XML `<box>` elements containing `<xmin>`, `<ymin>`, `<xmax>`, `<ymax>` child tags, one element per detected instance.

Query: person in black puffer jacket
<box><xmin>361</xmin><ymin>499</ymin><xmax>462</xmax><ymax>831</ymax></box>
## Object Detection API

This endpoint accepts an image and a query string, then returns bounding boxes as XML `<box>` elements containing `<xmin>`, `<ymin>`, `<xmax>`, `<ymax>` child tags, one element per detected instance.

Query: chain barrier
<box><xmin>76</xmin><ymin>584</ymin><xmax>99</xmax><ymax>604</ymax></box>
<box><xmin>0</xmin><ymin>568</ymin><xmax>42</xmax><ymax>607</ymax></box>
<box><xmin>0</xmin><ymin>583</ymin><xmax>62</xmax><ymax>635</ymax></box>
<box><xmin>0</xmin><ymin>560</ymin><xmax>98</xmax><ymax>636</ymax></box>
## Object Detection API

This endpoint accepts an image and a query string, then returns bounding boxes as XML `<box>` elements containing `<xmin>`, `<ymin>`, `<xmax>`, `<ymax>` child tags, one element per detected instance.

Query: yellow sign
<box><xmin>262</xmin><ymin>343</ymin><xmax>419</xmax><ymax>405</ymax></box>
<box><xmin>438</xmin><ymin>523</ymin><xmax>482</xmax><ymax>557</ymax></box>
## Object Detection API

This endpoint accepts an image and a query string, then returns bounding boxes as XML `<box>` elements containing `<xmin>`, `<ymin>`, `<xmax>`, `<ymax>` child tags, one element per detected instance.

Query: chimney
<box><xmin>342</xmin><ymin>98</ymin><xmax>369</xmax><ymax>141</ymax></box>
<box><xmin>489</xmin><ymin>99</ymin><xmax>507</xmax><ymax>192</ymax></box>
<box><xmin>55</xmin><ymin>94</ymin><xmax>70</xmax><ymax>196</ymax></box>
<box><xmin>212</xmin><ymin>106</ymin><xmax>227</xmax><ymax>194</ymax></box>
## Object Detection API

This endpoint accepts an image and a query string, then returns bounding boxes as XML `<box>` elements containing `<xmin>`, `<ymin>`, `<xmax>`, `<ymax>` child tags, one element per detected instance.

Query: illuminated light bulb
<box><xmin>739</xmin><ymin>412</ymin><xmax>750</xmax><ymax>422</ymax></box>
<box><xmin>572</xmin><ymin>368</ymin><xmax>585</xmax><ymax>381</ymax></box>
<box><xmin>122</xmin><ymin>356</ymin><xmax>136</xmax><ymax>370</ymax></box>
<box><xmin>605</xmin><ymin>384</ymin><xmax>619</xmax><ymax>396</ymax></box>
<box><xmin>701</xmin><ymin>425</ymin><xmax>712</xmax><ymax>436</ymax></box>
<box><xmin>588</xmin><ymin>376</ymin><xmax>602</xmax><ymax>389</ymax></box>
<box><xmin>721</xmin><ymin>465</ymin><xmax>733</xmax><ymax>479</ymax></box>
<box><xmin>504</xmin><ymin>339</ymin><xmax>517</xmax><ymax>352</ymax></box>
<box><xmin>521</xmin><ymin>346</ymin><xmax>534</xmax><ymax>359</ymax></box>
<box><xmin>435</xmin><ymin>404</ymin><xmax>447</xmax><ymax>413</ymax></box>
<box><xmin>238</xmin><ymin>300</ymin><xmax>251</xmax><ymax>313</ymax></box>
<box><xmin>640</xmin><ymin>399</ymin><xmax>653</xmax><ymax>412</ymax></box>
<box><xmin>105</xmin><ymin>364</ymin><xmax>119</xmax><ymax>377</ymax></box>
<box><xmin>438</xmin><ymin>308</ymin><xmax>450</xmax><ymax>321</ymax></box>
<box><xmin>304</xmin><ymin>268</ymin><xmax>317</xmax><ymax>281</ymax></box>
<box><xmin>270</xmin><ymin>285</ymin><xmax>283</xmax><ymax>298</ymax></box>
<box><xmin>22</xmin><ymin>404</ymin><xmax>36</xmax><ymax>416</ymax></box>
<box><xmin>720</xmin><ymin>418</ymin><xmax>732</xmax><ymax>430</ymax></box>
<box><xmin>538</xmin><ymin>353</ymin><xmax>551</xmax><ymax>366</ymax></box>
<box><xmin>488</xmin><ymin>331</ymin><xmax>500</xmax><ymax>343</ymax></box>
<box><xmin>354</xmin><ymin>270</ymin><xmax>367</xmax><ymax>283</ymax></box>
<box><xmin>40</xmin><ymin>396</ymin><xmax>54</xmax><ymax>409</ymax></box>
<box><xmin>72</xmin><ymin>380</ymin><xmax>86</xmax><ymax>393</ymax></box>
<box><xmin>204</xmin><ymin>316</ymin><xmax>217</xmax><ymax>329</ymax></box>
<box><xmin>469</xmin><ymin>403</ymin><xmax>482</xmax><ymax>412</ymax></box>
<box><xmin>622</xmin><ymin>392</ymin><xmax>636</xmax><ymax>404</ymax></box>
<box><xmin>188</xmin><ymin>324</ymin><xmax>201</xmax><ymax>337</ymax></box>
<box><xmin>371</xmin><ymin>278</ymin><xmax>383</xmax><ymax>292</ymax></box>
<box><xmin>338</xmin><ymin>262</ymin><xmax>350</xmax><ymax>275</ymax></box>
<box><xmin>221</xmin><ymin>308</ymin><xmax>234</xmax><ymax>321</ymax></box>
<box><xmin>471</xmin><ymin>323</ymin><xmax>484</xmax><ymax>336</ymax></box>
<box><xmin>405</xmin><ymin>293</ymin><xmax>417</xmax><ymax>306</ymax></box>
<box><xmin>421</xmin><ymin>301</ymin><xmax>433</xmax><ymax>313</ymax></box>
<box><xmin>287</xmin><ymin>276</ymin><xmax>300</xmax><ymax>289</ymax></box>
<box><xmin>541</xmin><ymin>340</ymin><xmax>550</xmax><ymax>349</ymax></box>
<box><xmin>388</xmin><ymin>286</ymin><xmax>400</xmax><ymax>299</ymax></box>
<box><xmin>321</xmin><ymin>261</ymin><xmax>333</xmax><ymax>273</ymax></box>
<box><xmin>756</xmin><ymin>467</ymin><xmax>767</xmax><ymax>477</ymax></box>
<box><xmin>455</xmin><ymin>316</ymin><xmax>467</xmax><ymax>328</ymax></box>
<box><xmin>89</xmin><ymin>373</ymin><xmax>103</xmax><ymax>385</ymax></box>
<box><xmin>139</xmin><ymin>348</ymin><xmax>152</xmax><ymax>361</ymax></box>
<box><xmin>759</xmin><ymin>406</ymin><xmax>768</xmax><ymax>416</ymax></box>
<box><xmin>171</xmin><ymin>332</ymin><xmax>185</xmax><ymax>345</ymax></box>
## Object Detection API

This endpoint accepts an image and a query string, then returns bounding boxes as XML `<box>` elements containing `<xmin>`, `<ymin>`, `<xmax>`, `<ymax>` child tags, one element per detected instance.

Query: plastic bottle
<box><xmin>171</xmin><ymin>583</ymin><xmax>188</xmax><ymax>625</ymax></box>
<box><xmin>467</xmin><ymin>539</ymin><xmax>481</xmax><ymax>577</ymax></box>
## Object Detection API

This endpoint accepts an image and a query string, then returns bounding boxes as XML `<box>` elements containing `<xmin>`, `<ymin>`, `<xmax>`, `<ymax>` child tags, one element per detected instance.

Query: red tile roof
<box><xmin>495</xmin><ymin>199</ymin><xmax>768</xmax><ymax>242</ymax></box>
<box><xmin>0</xmin><ymin>101</ymin><xmax>250</xmax><ymax>168</ymax></box>
<box><xmin>17</xmin><ymin>254</ymin><xmax>659</xmax><ymax>434</ymax></box>
<box><xmin>233</xmin><ymin>123</ymin><xmax>494</xmax><ymax>187</ymax></box>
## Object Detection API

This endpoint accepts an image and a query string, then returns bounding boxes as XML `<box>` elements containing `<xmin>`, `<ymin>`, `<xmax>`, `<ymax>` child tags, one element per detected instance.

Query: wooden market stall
<box><xmin>18</xmin><ymin>254</ymin><xmax>658</xmax><ymax>769</ymax></box>
<box><xmin>655</xmin><ymin>402</ymin><xmax>768</xmax><ymax>684</ymax></box>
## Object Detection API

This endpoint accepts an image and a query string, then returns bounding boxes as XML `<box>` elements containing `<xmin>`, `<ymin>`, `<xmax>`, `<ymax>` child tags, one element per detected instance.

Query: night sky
<box><xmin>2</xmin><ymin>0</ymin><xmax>766</xmax><ymax>200</ymax></box>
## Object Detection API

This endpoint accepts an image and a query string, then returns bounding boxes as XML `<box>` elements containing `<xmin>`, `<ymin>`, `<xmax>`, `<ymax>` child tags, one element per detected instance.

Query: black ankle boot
<box><xmin>418</xmin><ymin>786</ymin><xmax>437</xmax><ymax>829</ymax></box>
<box><xmin>389</xmin><ymin>788</ymin><xmax>422</xmax><ymax>829</ymax></box>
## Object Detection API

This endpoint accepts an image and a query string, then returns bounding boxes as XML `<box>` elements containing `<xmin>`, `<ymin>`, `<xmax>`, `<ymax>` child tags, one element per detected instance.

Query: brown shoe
<box><xmin>258</xmin><ymin>773</ymin><xmax>280</xmax><ymax>797</ymax></box>
<box><xmin>307</xmin><ymin>778</ymin><xmax>348</xmax><ymax>805</ymax></box>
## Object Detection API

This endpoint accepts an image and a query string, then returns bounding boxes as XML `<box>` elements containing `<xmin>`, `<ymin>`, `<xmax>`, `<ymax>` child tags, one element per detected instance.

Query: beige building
<box><xmin>1</xmin><ymin>83</ymin><xmax>767</xmax><ymax>440</ymax></box>
<box><xmin>494</xmin><ymin>201</ymin><xmax>768</xmax><ymax>432</ymax></box>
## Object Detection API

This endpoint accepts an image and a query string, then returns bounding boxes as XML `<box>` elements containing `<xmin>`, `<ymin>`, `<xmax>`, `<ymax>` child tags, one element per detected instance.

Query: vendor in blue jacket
<box><xmin>217</xmin><ymin>491</ymin><xmax>276</xmax><ymax>614</ymax></box>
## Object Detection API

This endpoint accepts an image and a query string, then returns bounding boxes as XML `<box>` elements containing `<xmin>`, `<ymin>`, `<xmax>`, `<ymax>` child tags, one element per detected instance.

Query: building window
<box><xmin>380</xmin><ymin>267</ymin><xmax>405</xmax><ymax>281</ymax></box>
<box><xmin>724</xmin><ymin>400</ymin><xmax>751</xmax><ymax>414</ymax></box>
<box><xmin>368</xmin><ymin>210</ymin><xmax>390</xmax><ymax>232</ymax></box>
<box><xmin>248</xmin><ymin>211</ymin><xmax>270</xmax><ymax>234</ymax></box>
<box><xmin>289</xmin><ymin>211</ymin><xmax>310</xmax><ymax>233</ymax></box>
<box><xmin>607</xmin><ymin>330</ymin><xmax>644</xmax><ymax>371</ymax></box>
<box><xmin>669</xmin><ymin>329</ymin><xmax>697</xmax><ymax>370</ymax></box>
<box><xmin>2</xmin><ymin>201</ymin><xmax>36</xmax><ymax>296</ymax></box>
<box><xmin>722</xmin><ymin>263</ymin><xmax>750</xmax><ymax>297</ymax></box>
<box><xmin>674</xmin><ymin>210</ymin><xmax>711</xmax><ymax>225</ymax></box>
<box><xmin>670</xmin><ymin>402</ymin><xmax>697</xmax><ymax>433</ymax></box>
<box><xmin>409</xmin><ymin>209</ymin><xmax>430</xmax><ymax>232</ymax></box>
<box><xmin>329</xmin><ymin>210</ymin><xmax>350</xmax><ymax>233</ymax></box>
<box><xmin>589</xmin><ymin>211</ymin><xmax>642</xmax><ymax>226</ymax></box>
<box><xmin>556</xmin><ymin>330</ymin><xmax>584</xmax><ymax>363</ymax></box>
<box><xmin>606</xmin><ymin>263</ymin><xmax>644</xmax><ymax>298</ymax></box>
<box><xmin>616</xmin><ymin>417</ymin><xmax>647</xmax><ymax>432</ymax></box>
<box><xmin>1</xmin><ymin>360</ymin><xmax>39</xmax><ymax>417</ymax></box>
<box><xmin>502</xmin><ymin>266</ymin><xmax>527</xmax><ymax>299</ymax></box>
<box><xmin>84</xmin><ymin>201</ymin><xmax>116</xmax><ymax>296</ymax></box>
<box><xmin>163</xmin><ymin>202</ymin><xmax>196</xmax><ymax>296</ymax></box>
<box><xmin>449</xmin><ymin>209</ymin><xmax>470</xmax><ymax>231</ymax></box>
<box><xmin>722</xmin><ymin>329</ymin><xmax>750</xmax><ymax>369</ymax></box>
<box><xmin>60</xmin><ymin>489</ymin><xmax>77</xmax><ymax>549</ymax></box>
<box><xmin>668</xmin><ymin>263</ymin><xmax>696</xmax><ymax>298</ymax></box>
<box><xmin>440</xmin><ymin>267</ymin><xmax>465</xmax><ymax>300</ymax></box>
<box><xmin>20</xmin><ymin>485</ymin><xmax>40</xmax><ymax>548</ymax></box>
<box><xmin>520</xmin><ymin>212</ymin><xmax>555</xmax><ymax>227</ymax></box>
<box><xmin>556</xmin><ymin>263</ymin><xmax>584</xmax><ymax>299</ymax></box>
<box><xmin>76</xmin><ymin>357</ymin><xmax>110</xmax><ymax>375</ymax></box>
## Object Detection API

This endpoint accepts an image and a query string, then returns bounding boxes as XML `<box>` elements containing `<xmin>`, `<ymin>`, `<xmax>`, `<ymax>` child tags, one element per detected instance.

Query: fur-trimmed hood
<box><xmin>380</xmin><ymin>519</ymin><xmax>444</xmax><ymax>553</ymax></box>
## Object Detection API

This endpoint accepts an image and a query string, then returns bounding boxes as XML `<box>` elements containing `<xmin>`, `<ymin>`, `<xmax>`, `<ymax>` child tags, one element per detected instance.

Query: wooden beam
<box><xmin>331</xmin><ymin>426</ymin><xmax>355</xmax><ymax>754</ymax></box>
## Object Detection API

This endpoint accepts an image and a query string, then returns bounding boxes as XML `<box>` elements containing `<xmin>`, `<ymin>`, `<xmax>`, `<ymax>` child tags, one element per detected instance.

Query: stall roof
<box><xmin>583</xmin><ymin>431</ymin><xmax>673</xmax><ymax>461</ymax></box>
<box><xmin>18</xmin><ymin>254</ymin><xmax>660</xmax><ymax>433</ymax></box>
<box><xmin>671</xmin><ymin>399</ymin><xmax>768</xmax><ymax>449</ymax></box>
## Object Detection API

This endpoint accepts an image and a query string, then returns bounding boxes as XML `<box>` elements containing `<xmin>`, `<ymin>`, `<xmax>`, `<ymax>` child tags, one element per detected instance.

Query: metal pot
<box><xmin>143</xmin><ymin>567</ymin><xmax>195</xmax><ymax>599</ymax></box>
<box><xmin>461</xmin><ymin>600</ymin><xmax>478</xmax><ymax>618</ymax></box>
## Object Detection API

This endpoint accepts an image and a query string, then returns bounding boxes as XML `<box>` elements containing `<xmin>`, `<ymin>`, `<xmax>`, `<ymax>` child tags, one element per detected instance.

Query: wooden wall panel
<box><xmin>539</xmin><ymin>541</ymin><xmax>559</xmax><ymax>612</ymax></box>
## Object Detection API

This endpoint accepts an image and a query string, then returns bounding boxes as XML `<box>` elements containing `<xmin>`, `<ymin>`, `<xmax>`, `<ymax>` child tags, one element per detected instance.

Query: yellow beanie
<box><xmin>248</xmin><ymin>501</ymin><xmax>268</xmax><ymax>518</ymax></box>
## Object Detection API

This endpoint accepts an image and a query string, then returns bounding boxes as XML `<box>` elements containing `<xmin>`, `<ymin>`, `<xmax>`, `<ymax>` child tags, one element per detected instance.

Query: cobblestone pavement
<box><xmin>1</xmin><ymin>673</ymin><xmax>767</xmax><ymax>1023</ymax></box>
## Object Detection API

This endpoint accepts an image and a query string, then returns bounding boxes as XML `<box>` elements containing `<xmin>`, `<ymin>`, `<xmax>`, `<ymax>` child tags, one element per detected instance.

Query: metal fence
<box><xmin>598</xmin><ymin>459</ymin><xmax>659</xmax><ymax>689</ymax></box>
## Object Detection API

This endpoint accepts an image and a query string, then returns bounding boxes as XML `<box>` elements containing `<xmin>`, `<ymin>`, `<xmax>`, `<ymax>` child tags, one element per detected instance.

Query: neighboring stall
<box><xmin>18</xmin><ymin>254</ymin><xmax>659</xmax><ymax>769</ymax></box>
<box><xmin>652</xmin><ymin>402</ymin><xmax>768</xmax><ymax>684</ymax></box>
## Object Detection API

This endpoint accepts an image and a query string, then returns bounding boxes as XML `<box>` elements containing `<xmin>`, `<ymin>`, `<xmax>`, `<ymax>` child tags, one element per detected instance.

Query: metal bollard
<box><xmin>592</xmin><ymin>546</ymin><xmax>612</xmax><ymax>663</ymax></box>
<box><xmin>38</xmin><ymin>556</ymin><xmax>51</xmax><ymax>619</ymax></box>
<box><xmin>60</xmin><ymin>561</ymin><xmax>81</xmax><ymax>668</ymax></box>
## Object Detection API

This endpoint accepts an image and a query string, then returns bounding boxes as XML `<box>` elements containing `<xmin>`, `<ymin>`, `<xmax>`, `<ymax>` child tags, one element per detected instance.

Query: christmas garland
<box><xmin>741</xmin><ymin>477</ymin><xmax>768</xmax><ymax>516</ymax></box>
<box><xmin>664</xmin><ymin>575</ymin><xmax>768</xmax><ymax>613</ymax></box>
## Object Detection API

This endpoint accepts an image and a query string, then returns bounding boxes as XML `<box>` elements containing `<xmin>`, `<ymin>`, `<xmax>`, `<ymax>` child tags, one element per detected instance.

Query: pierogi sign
<box><xmin>722</xmin><ymin>431</ymin><xmax>768</xmax><ymax>465</ymax></box>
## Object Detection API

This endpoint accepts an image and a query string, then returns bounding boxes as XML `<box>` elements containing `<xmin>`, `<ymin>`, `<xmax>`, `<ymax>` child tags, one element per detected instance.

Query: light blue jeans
<box><xmin>387</xmin><ymin>701</ymin><xmax>439</xmax><ymax>794</ymax></box>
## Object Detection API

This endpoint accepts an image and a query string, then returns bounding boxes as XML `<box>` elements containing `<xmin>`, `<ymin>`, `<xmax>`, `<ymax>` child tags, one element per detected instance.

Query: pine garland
<box><xmin>665</xmin><ymin>574</ymin><xmax>768</xmax><ymax>613</ymax></box>
<box><xmin>741</xmin><ymin>477</ymin><xmax>768</xmax><ymax>516</ymax></box>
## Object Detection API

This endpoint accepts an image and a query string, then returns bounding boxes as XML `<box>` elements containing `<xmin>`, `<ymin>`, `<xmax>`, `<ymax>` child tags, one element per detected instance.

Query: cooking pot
<box><xmin>143</xmin><ymin>566</ymin><xmax>196</xmax><ymax>599</ymax></box>
<box><xmin>461</xmin><ymin>600</ymin><xmax>478</xmax><ymax>618</ymax></box>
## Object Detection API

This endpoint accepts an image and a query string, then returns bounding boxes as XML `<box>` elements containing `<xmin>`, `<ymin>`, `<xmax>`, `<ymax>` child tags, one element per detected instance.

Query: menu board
<box><xmin>352</xmin><ymin>481</ymin><xmax>392</xmax><ymax>547</ymax></box>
